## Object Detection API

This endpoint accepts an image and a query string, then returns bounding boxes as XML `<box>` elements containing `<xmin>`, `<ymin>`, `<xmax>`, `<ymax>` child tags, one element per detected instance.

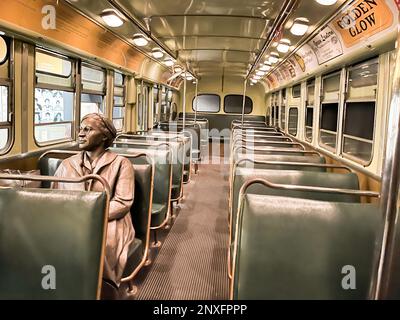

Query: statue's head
<box><xmin>78</xmin><ymin>113</ymin><xmax>117</xmax><ymax>151</ymax></box>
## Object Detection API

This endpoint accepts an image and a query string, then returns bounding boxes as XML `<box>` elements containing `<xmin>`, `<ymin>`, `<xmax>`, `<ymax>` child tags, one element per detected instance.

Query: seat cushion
<box><xmin>122</xmin><ymin>238</ymin><xmax>143</xmax><ymax>278</ymax></box>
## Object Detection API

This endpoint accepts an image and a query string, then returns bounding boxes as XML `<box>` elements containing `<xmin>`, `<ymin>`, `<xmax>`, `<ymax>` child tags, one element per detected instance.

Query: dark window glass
<box><xmin>292</xmin><ymin>84</ymin><xmax>301</xmax><ymax>98</ymax></box>
<box><xmin>224</xmin><ymin>95</ymin><xmax>253</xmax><ymax>114</ymax></box>
<box><xmin>192</xmin><ymin>94</ymin><xmax>220</xmax><ymax>113</ymax></box>
<box><xmin>306</xmin><ymin>107</ymin><xmax>313</xmax><ymax>127</ymax></box>
<box><xmin>321</xmin><ymin>103</ymin><xmax>338</xmax><ymax>132</ymax></box>
<box><xmin>344</xmin><ymin>102</ymin><xmax>375</xmax><ymax>140</ymax></box>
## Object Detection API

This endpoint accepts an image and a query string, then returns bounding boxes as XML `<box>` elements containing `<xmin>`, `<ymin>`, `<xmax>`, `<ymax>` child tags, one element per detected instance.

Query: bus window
<box><xmin>113</xmin><ymin>72</ymin><xmax>125</xmax><ymax>131</ymax></box>
<box><xmin>319</xmin><ymin>71</ymin><xmax>341</xmax><ymax>151</ymax></box>
<box><xmin>193</xmin><ymin>94</ymin><xmax>220</xmax><ymax>113</ymax></box>
<box><xmin>80</xmin><ymin>64</ymin><xmax>106</xmax><ymax>119</ymax></box>
<box><xmin>269</xmin><ymin>93</ymin><xmax>275</xmax><ymax>126</ymax></box>
<box><xmin>137</xmin><ymin>83</ymin><xmax>150</xmax><ymax>131</ymax></box>
<box><xmin>305</xmin><ymin>79</ymin><xmax>315</xmax><ymax>142</ymax></box>
<box><xmin>224</xmin><ymin>95</ymin><xmax>253</xmax><ymax>114</ymax></box>
<box><xmin>292</xmin><ymin>84</ymin><xmax>301</xmax><ymax>98</ymax></box>
<box><xmin>34</xmin><ymin>49</ymin><xmax>74</xmax><ymax>145</ymax></box>
<box><xmin>280</xmin><ymin>105</ymin><xmax>286</xmax><ymax>130</ymax></box>
<box><xmin>153</xmin><ymin>85</ymin><xmax>159</xmax><ymax>125</ymax></box>
<box><xmin>0</xmin><ymin>35</ymin><xmax>12</xmax><ymax>153</ymax></box>
<box><xmin>280</xmin><ymin>90</ymin><xmax>286</xmax><ymax>130</ymax></box>
<box><xmin>342</xmin><ymin>58</ymin><xmax>378</xmax><ymax>163</ymax></box>
<box><xmin>288</xmin><ymin>107</ymin><xmax>298</xmax><ymax>136</ymax></box>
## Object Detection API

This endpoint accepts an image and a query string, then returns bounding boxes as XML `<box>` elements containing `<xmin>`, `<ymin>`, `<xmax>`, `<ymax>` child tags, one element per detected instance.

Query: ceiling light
<box><xmin>253</xmin><ymin>75</ymin><xmax>261</xmax><ymax>80</ymax></box>
<box><xmin>290</xmin><ymin>18</ymin><xmax>309</xmax><ymax>36</ymax></box>
<box><xmin>132</xmin><ymin>33</ymin><xmax>149</xmax><ymax>47</ymax></box>
<box><xmin>315</xmin><ymin>0</ymin><xmax>338</xmax><ymax>5</ymax></box>
<box><xmin>256</xmin><ymin>70</ymin><xmax>266</xmax><ymax>76</ymax></box>
<box><xmin>174</xmin><ymin>65</ymin><xmax>183</xmax><ymax>73</ymax></box>
<box><xmin>250</xmin><ymin>78</ymin><xmax>258</xmax><ymax>83</ymax></box>
<box><xmin>152</xmin><ymin>48</ymin><xmax>164</xmax><ymax>59</ymax></box>
<box><xmin>100</xmin><ymin>9</ymin><xmax>124</xmax><ymax>28</ymax></box>
<box><xmin>186</xmin><ymin>74</ymin><xmax>194</xmax><ymax>81</ymax></box>
<box><xmin>250</xmin><ymin>82</ymin><xmax>255</xmax><ymax>86</ymax></box>
<box><xmin>277</xmin><ymin>39</ymin><xmax>291</xmax><ymax>53</ymax></box>
<box><xmin>259</xmin><ymin>64</ymin><xmax>271</xmax><ymax>71</ymax></box>
<box><xmin>164</xmin><ymin>58</ymin><xmax>174</xmax><ymax>67</ymax></box>
<box><xmin>0</xmin><ymin>31</ymin><xmax>5</xmax><ymax>36</ymax></box>
<box><xmin>268</xmin><ymin>52</ymin><xmax>280</xmax><ymax>64</ymax></box>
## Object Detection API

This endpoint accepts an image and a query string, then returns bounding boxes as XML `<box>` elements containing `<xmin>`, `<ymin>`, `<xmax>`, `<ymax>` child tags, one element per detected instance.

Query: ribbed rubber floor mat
<box><xmin>137</xmin><ymin>160</ymin><xmax>229</xmax><ymax>300</ymax></box>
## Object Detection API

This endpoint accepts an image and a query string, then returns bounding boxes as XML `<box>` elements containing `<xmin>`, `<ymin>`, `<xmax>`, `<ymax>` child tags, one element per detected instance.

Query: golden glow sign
<box><xmin>334</xmin><ymin>0</ymin><xmax>393</xmax><ymax>48</ymax></box>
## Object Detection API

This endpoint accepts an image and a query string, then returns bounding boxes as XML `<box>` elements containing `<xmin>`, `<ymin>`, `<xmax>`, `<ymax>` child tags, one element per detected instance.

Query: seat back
<box><xmin>38</xmin><ymin>151</ymin><xmax>153</xmax><ymax>250</ymax></box>
<box><xmin>113</xmin><ymin>141</ymin><xmax>183</xmax><ymax>200</ymax></box>
<box><xmin>128</xmin><ymin>159</ymin><xmax>153</xmax><ymax>246</ymax></box>
<box><xmin>110</xmin><ymin>147</ymin><xmax>170</xmax><ymax>229</ymax></box>
<box><xmin>233</xmin><ymin>194</ymin><xmax>379</xmax><ymax>299</ymax></box>
<box><xmin>38</xmin><ymin>157</ymin><xmax>66</xmax><ymax>187</ymax></box>
<box><xmin>0</xmin><ymin>187</ymin><xmax>107</xmax><ymax>299</ymax></box>
<box><xmin>230</xmin><ymin>168</ymin><xmax>361</xmax><ymax>260</ymax></box>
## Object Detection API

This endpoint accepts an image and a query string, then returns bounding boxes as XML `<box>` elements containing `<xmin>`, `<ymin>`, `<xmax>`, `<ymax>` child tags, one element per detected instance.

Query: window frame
<box><xmin>34</xmin><ymin>48</ymin><xmax>76</xmax><ymax>147</ymax></box>
<box><xmin>318</xmin><ymin>70</ymin><xmax>341</xmax><ymax>152</ymax></box>
<box><xmin>304</xmin><ymin>79</ymin><xmax>315</xmax><ymax>143</ymax></box>
<box><xmin>112</xmin><ymin>71</ymin><xmax>126</xmax><ymax>132</ymax></box>
<box><xmin>223</xmin><ymin>94</ymin><xmax>253</xmax><ymax>114</ymax></box>
<box><xmin>292</xmin><ymin>84</ymin><xmax>301</xmax><ymax>99</ymax></box>
<box><xmin>0</xmin><ymin>35</ymin><xmax>14</xmax><ymax>155</ymax></box>
<box><xmin>80</xmin><ymin>63</ymin><xmax>107</xmax><ymax>120</ymax></box>
<box><xmin>192</xmin><ymin>93</ymin><xmax>221</xmax><ymax>113</ymax></box>
<box><xmin>341</xmin><ymin>57</ymin><xmax>379</xmax><ymax>165</ymax></box>
<box><xmin>288</xmin><ymin>107</ymin><xmax>298</xmax><ymax>136</ymax></box>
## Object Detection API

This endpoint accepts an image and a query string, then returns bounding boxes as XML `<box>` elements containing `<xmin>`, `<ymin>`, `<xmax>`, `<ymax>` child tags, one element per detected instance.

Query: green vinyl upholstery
<box><xmin>122</xmin><ymin>161</ymin><xmax>152</xmax><ymax>278</ymax></box>
<box><xmin>110</xmin><ymin>147</ymin><xmax>172</xmax><ymax>229</ymax></box>
<box><xmin>37</xmin><ymin>151</ymin><xmax>153</xmax><ymax>282</ymax></box>
<box><xmin>114</xmin><ymin>141</ymin><xmax>183</xmax><ymax>201</ymax></box>
<box><xmin>233</xmin><ymin>194</ymin><xmax>379</xmax><ymax>299</ymax></box>
<box><xmin>230</xmin><ymin>168</ymin><xmax>361</xmax><ymax>272</ymax></box>
<box><xmin>0</xmin><ymin>188</ymin><xmax>107</xmax><ymax>299</ymax></box>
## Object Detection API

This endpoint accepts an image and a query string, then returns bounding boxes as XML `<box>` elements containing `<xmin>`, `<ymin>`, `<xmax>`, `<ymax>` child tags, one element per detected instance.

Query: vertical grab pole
<box><xmin>183</xmin><ymin>70</ymin><xmax>187</xmax><ymax>131</ymax></box>
<box><xmin>370</xmin><ymin>12</ymin><xmax>400</xmax><ymax>300</ymax></box>
<box><xmin>241</xmin><ymin>79</ymin><xmax>247</xmax><ymax>125</ymax></box>
<box><xmin>194</xmin><ymin>79</ymin><xmax>198</xmax><ymax>124</ymax></box>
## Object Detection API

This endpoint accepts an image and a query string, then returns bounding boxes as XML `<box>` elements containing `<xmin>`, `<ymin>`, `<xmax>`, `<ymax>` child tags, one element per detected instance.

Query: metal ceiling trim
<box><xmin>107</xmin><ymin>0</ymin><xmax>178</xmax><ymax>60</ymax></box>
<box><xmin>246</xmin><ymin>0</ymin><xmax>299</xmax><ymax>80</ymax></box>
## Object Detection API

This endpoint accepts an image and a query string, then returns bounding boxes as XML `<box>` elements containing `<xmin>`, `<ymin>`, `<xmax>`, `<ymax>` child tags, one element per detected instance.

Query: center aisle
<box><xmin>136</xmin><ymin>149</ymin><xmax>230</xmax><ymax>300</ymax></box>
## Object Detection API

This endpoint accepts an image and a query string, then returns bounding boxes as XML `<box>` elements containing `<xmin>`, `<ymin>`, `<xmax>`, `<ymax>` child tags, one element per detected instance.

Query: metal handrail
<box><xmin>113</xmin><ymin>140</ymin><xmax>172</xmax><ymax>149</ymax></box>
<box><xmin>234</xmin><ymin>158</ymin><xmax>353</xmax><ymax>172</ymax></box>
<box><xmin>233</xmin><ymin>139</ymin><xmax>305</xmax><ymax>150</ymax></box>
<box><xmin>239</xmin><ymin>177</ymin><xmax>380</xmax><ymax>199</ymax></box>
<box><xmin>233</xmin><ymin>145</ymin><xmax>311</xmax><ymax>154</ymax></box>
<box><xmin>0</xmin><ymin>173</ymin><xmax>111</xmax><ymax>197</ymax></box>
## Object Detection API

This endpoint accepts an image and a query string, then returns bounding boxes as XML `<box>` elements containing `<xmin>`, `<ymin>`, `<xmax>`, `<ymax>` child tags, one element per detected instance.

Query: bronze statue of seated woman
<box><xmin>53</xmin><ymin>113</ymin><xmax>135</xmax><ymax>297</ymax></box>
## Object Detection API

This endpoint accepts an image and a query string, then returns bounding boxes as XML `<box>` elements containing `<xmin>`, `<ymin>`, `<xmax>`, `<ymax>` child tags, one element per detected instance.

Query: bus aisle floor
<box><xmin>124</xmin><ymin>142</ymin><xmax>230</xmax><ymax>300</ymax></box>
